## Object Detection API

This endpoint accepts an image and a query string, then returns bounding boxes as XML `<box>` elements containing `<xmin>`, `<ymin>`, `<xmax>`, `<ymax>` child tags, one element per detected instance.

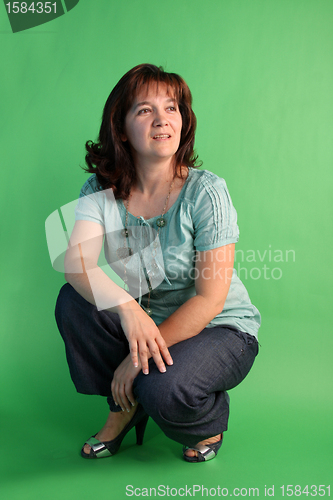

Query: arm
<box><xmin>158</xmin><ymin>243</ymin><xmax>235</xmax><ymax>347</ymax></box>
<box><xmin>64</xmin><ymin>220</ymin><xmax>130</xmax><ymax>309</ymax></box>
<box><xmin>64</xmin><ymin>220</ymin><xmax>173</xmax><ymax>373</ymax></box>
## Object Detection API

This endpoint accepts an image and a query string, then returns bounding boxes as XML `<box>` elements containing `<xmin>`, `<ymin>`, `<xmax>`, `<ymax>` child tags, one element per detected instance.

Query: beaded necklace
<box><xmin>116</xmin><ymin>179</ymin><xmax>175</xmax><ymax>316</ymax></box>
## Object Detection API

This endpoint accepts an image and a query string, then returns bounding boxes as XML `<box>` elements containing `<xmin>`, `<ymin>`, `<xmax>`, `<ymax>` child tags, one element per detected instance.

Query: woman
<box><xmin>55</xmin><ymin>63</ymin><xmax>260</xmax><ymax>462</ymax></box>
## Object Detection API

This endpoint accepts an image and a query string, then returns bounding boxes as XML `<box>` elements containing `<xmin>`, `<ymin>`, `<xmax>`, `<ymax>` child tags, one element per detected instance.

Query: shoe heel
<box><xmin>135</xmin><ymin>415</ymin><xmax>149</xmax><ymax>445</ymax></box>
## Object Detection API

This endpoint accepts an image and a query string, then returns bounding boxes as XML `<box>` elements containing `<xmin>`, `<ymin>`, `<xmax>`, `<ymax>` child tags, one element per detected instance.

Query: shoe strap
<box><xmin>85</xmin><ymin>437</ymin><xmax>113</xmax><ymax>457</ymax></box>
<box><xmin>183</xmin><ymin>443</ymin><xmax>216</xmax><ymax>461</ymax></box>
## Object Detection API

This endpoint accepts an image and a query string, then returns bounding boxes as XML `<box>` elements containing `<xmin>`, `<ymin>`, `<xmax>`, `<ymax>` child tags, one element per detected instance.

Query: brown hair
<box><xmin>84</xmin><ymin>64</ymin><xmax>201</xmax><ymax>199</ymax></box>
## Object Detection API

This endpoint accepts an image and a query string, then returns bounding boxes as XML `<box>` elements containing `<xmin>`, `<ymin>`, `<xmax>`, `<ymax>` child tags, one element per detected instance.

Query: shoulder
<box><xmin>183</xmin><ymin>169</ymin><xmax>239</xmax><ymax>249</ymax></box>
<box><xmin>184</xmin><ymin>168</ymin><xmax>231</xmax><ymax>206</ymax></box>
<box><xmin>79</xmin><ymin>174</ymin><xmax>103</xmax><ymax>197</ymax></box>
<box><xmin>75</xmin><ymin>175</ymin><xmax>109</xmax><ymax>224</ymax></box>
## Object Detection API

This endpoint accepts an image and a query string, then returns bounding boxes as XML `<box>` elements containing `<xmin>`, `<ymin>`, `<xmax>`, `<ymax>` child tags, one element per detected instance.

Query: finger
<box><xmin>112</xmin><ymin>382</ymin><xmax>123</xmax><ymax>410</ymax></box>
<box><xmin>147</xmin><ymin>340</ymin><xmax>166</xmax><ymax>373</ymax></box>
<box><xmin>129</xmin><ymin>339</ymin><xmax>139</xmax><ymax>368</ymax></box>
<box><xmin>111</xmin><ymin>379</ymin><xmax>119</xmax><ymax>407</ymax></box>
<box><xmin>115</xmin><ymin>385</ymin><xmax>125</xmax><ymax>411</ymax></box>
<box><xmin>159</xmin><ymin>344</ymin><xmax>173</xmax><ymax>366</ymax></box>
<box><xmin>124</xmin><ymin>381</ymin><xmax>136</xmax><ymax>407</ymax></box>
<box><xmin>154</xmin><ymin>336</ymin><xmax>173</xmax><ymax>367</ymax></box>
<box><xmin>118</xmin><ymin>384</ymin><xmax>131</xmax><ymax>412</ymax></box>
<box><xmin>155</xmin><ymin>335</ymin><xmax>173</xmax><ymax>366</ymax></box>
<box><xmin>138</xmin><ymin>341</ymin><xmax>149</xmax><ymax>375</ymax></box>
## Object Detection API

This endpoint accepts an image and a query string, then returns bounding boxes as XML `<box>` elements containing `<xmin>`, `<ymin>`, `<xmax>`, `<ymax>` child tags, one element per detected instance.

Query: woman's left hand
<box><xmin>111</xmin><ymin>354</ymin><xmax>141</xmax><ymax>412</ymax></box>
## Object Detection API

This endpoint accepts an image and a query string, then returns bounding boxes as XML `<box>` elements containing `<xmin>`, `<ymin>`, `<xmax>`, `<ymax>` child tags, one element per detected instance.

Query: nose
<box><xmin>152</xmin><ymin>109</ymin><xmax>168</xmax><ymax>127</ymax></box>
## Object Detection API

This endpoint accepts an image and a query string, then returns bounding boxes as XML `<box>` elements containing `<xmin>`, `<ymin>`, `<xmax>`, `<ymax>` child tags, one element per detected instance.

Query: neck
<box><xmin>134</xmin><ymin>158</ymin><xmax>176</xmax><ymax>196</ymax></box>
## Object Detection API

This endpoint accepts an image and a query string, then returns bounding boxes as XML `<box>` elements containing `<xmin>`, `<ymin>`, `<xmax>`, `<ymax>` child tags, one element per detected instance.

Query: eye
<box><xmin>137</xmin><ymin>108</ymin><xmax>151</xmax><ymax>115</ymax></box>
<box><xmin>167</xmin><ymin>106</ymin><xmax>177</xmax><ymax>112</ymax></box>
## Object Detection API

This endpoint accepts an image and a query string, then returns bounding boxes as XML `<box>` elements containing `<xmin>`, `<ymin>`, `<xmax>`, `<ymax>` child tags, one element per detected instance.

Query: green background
<box><xmin>1</xmin><ymin>0</ymin><xmax>332</xmax><ymax>498</ymax></box>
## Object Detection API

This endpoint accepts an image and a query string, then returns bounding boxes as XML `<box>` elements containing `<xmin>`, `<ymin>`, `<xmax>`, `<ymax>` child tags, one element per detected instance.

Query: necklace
<box><xmin>117</xmin><ymin>179</ymin><xmax>175</xmax><ymax>316</ymax></box>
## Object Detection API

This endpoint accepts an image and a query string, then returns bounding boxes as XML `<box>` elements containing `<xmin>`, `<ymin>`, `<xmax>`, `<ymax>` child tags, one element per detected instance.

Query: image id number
<box><xmin>281</xmin><ymin>486</ymin><xmax>331</xmax><ymax>496</ymax></box>
<box><xmin>6</xmin><ymin>2</ymin><xmax>57</xmax><ymax>14</ymax></box>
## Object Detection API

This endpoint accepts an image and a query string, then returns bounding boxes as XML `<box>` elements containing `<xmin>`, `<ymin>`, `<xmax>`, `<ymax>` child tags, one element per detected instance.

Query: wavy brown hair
<box><xmin>84</xmin><ymin>64</ymin><xmax>200</xmax><ymax>199</ymax></box>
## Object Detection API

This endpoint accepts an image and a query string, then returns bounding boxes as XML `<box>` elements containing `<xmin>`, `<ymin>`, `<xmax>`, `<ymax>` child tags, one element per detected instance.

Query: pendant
<box><xmin>156</xmin><ymin>217</ymin><xmax>166</xmax><ymax>228</ymax></box>
<box><xmin>145</xmin><ymin>307</ymin><xmax>153</xmax><ymax>316</ymax></box>
<box><xmin>116</xmin><ymin>247</ymin><xmax>133</xmax><ymax>260</ymax></box>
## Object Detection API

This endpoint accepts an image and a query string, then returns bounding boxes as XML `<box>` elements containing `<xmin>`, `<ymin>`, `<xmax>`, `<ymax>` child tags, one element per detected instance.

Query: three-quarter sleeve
<box><xmin>191</xmin><ymin>173</ymin><xmax>239</xmax><ymax>251</ymax></box>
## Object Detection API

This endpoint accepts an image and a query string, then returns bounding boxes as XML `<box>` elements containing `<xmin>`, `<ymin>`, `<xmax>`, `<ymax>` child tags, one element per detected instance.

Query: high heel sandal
<box><xmin>81</xmin><ymin>404</ymin><xmax>149</xmax><ymax>459</ymax></box>
<box><xmin>182</xmin><ymin>434</ymin><xmax>223</xmax><ymax>463</ymax></box>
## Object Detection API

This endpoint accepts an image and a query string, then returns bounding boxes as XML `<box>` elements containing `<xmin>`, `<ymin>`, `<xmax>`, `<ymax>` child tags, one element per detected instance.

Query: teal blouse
<box><xmin>75</xmin><ymin>167</ymin><xmax>261</xmax><ymax>338</ymax></box>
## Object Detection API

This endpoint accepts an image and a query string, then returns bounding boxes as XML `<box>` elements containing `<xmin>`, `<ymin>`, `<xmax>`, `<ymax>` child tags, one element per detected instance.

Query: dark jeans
<box><xmin>55</xmin><ymin>283</ymin><xmax>258</xmax><ymax>447</ymax></box>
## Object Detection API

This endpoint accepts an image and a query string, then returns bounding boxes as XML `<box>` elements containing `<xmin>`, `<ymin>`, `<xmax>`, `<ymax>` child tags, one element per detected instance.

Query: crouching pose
<box><xmin>55</xmin><ymin>63</ymin><xmax>260</xmax><ymax>462</ymax></box>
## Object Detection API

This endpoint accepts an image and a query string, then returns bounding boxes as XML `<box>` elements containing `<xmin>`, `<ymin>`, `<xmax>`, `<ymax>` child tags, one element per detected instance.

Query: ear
<box><xmin>120</xmin><ymin>132</ymin><xmax>127</xmax><ymax>142</ymax></box>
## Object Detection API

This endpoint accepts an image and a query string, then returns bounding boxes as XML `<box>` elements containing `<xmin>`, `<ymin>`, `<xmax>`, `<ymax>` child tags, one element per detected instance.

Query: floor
<box><xmin>2</xmin><ymin>316</ymin><xmax>332</xmax><ymax>499</ymax></box>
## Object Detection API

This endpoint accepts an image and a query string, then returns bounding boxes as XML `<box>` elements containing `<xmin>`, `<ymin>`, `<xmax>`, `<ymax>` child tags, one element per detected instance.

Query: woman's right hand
<box><xmin>111</xmin><ymin>354</ymin><xmax>141</xmax><ymax>412</ymax></box>
<box><xmin>117</xmin><ymin>301</ymin><xmax>173</xmax><ymax>375</ymax></box>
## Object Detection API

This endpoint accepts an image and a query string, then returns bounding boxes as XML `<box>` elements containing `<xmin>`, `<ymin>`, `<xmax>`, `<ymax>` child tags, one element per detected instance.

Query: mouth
<box><xmin>152</xmin><ymin>134</ymin><xmax>171</xmax><ymax>140</ymax></box>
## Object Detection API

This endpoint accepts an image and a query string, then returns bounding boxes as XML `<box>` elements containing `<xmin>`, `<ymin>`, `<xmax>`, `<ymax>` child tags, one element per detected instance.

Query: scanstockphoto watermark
<box><xmin>125</xmin><ymin>485</ymin><xmax>331</xmax><ymax>497</ymax></box>
<box><xmin>125</xmin><ymin>484</ymin><xmax>261</xmax><ymax>497</ymax></box>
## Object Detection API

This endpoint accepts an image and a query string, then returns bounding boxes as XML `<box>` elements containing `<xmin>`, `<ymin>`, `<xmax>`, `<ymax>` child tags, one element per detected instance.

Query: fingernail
<box><xmin>131</xmin><ymin>402</ymin><xmax>135</xmax><ymax>406</ymax></box>
<box><xmin>143</xmin><ymin>369</ymin><xmax>148</xmax><ymax>375</ymax></box>
<box><xmin>134</xmin><ymin>363</ymin><xmax>138</xmax><ymax>367</ymax></box>
<box><xmin>161</xmin><ymin>367</ymin><xmax>166</xmax><ymax>373</ymax></box>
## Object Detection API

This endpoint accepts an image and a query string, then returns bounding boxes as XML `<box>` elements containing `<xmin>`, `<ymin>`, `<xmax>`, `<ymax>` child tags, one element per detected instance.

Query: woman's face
<box><xmin>122</xmin><ymin>83</ymin><xmax>182</xmax><ymax>168</ymax></box>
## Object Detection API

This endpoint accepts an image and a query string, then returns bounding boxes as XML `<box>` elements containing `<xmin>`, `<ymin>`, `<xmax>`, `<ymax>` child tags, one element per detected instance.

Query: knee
<box><xmin>134</xmin><ymin>365</ymin><xmax>205</xmax><ymax>424</ymax></box>
<box><xmin>55</xmin><ymin>283</ymin><xmax>87</xmax><ymax>335</ymax></box>
<box><xmin>55</xmin><ymin>283</ymin><xmax>80</xmax><ymax>318</ymax></box>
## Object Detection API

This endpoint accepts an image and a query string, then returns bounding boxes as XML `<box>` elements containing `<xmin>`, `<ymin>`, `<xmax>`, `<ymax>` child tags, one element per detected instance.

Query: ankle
<box><xmin>202</xmin><ymin>434</ymin><xmax>222</xmax><ymax>445</ymax></box>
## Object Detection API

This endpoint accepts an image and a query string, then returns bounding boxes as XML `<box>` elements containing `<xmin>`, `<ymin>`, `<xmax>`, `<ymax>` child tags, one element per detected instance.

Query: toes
<box><xmin>83</xmin><ymin>444</ymin><xmax>91</xmax><ymax>455</ymax></box>
<box><xmin>184</xmin><ymin>448</ymin><xmax>197</xmax><ymax>458</ymax></box>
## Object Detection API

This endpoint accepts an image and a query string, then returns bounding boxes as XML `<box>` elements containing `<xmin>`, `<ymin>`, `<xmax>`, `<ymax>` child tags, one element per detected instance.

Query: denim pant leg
<box><xmin>55</xmin><ymin>284</ymin><xmax>258</xmax><ymax>446</ymax></box>
<box><xmin>133</xmin><ymin>326</ymin><xmax>258</xmax><ymax>448</ymax></box>
<box><xmin>55</xmin><ymin>283</ymin><xmax>128</xmax><ymax>411</ymax></box>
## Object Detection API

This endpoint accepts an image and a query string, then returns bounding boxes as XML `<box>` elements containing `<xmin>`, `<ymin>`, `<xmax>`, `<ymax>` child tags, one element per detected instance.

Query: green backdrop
<box><xmin>1</xmin><ymin>1</ymin><xmax>332</xmax><ymax>498</ymax></box>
